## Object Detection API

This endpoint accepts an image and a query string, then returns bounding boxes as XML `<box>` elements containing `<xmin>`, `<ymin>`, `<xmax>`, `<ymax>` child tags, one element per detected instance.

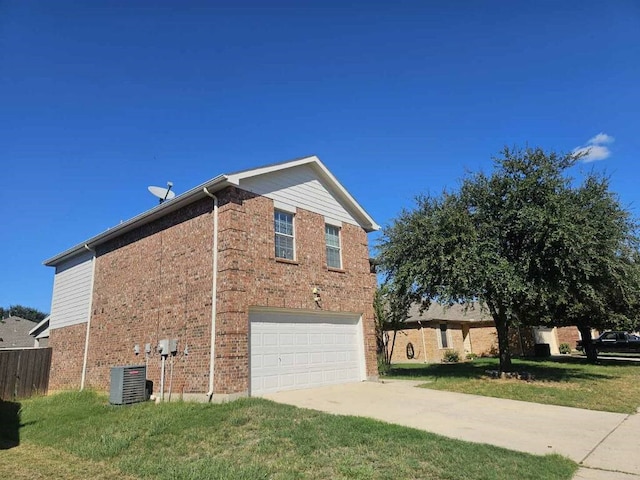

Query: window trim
<box><xmin>325</xmin><ymin>224</ymin><xmax>342</xmax><ymax>269</ymax></box>
<box><xmin>274</xmin><ymin>210</ymin><xmax>295</xmax><ymax>261</ymax></box>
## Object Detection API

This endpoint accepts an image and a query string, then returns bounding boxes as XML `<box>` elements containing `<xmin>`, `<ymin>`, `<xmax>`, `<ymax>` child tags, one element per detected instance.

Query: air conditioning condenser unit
<box><xmin>109</xmin><ymin>365</ymin><xmax>147</xmax><ymax>405</ymax></box>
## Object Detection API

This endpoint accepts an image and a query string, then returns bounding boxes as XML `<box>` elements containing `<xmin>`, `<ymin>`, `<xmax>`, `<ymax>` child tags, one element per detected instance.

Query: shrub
<box><xmin>442</xmin><ymin>349</ymin><xmax>460</xmax><ymax>363</ymax></box>
<box><xmin>483</xmin><ymin>345</ymin><xmax>498</xmax><ymax>357</ymax></box>
<box><xmin>465</xmin><ymin>352</ymin><xmax>478</xmax><ymax>361</ymax></box>
<box><xmin>559</xmin><ymin>343</ymin><xmax>571</xmax><ymax>354</ymax></box>
<box><xmin>377</xmin><ymin>354</ymin><xmax>390</xmax><ymax>376</ymax></box>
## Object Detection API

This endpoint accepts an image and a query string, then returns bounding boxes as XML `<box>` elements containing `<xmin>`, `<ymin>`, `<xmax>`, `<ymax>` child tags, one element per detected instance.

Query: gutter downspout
<box><xmin>80</xmin><ymin>244</ymin><xmax>96</xmax><ymax>390</ymax></box>
<box><xmin>418</xmin><ymin>320</ymin><xmax>427</xmax><ymax>364</ymax></box>
<box><xmin>203</xmin><ymin>187</ymin><xmax>218</xmax><ymax>401</ymax></box>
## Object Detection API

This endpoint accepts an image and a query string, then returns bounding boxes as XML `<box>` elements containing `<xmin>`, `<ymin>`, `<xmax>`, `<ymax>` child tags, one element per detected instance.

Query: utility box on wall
<box><xmin>109</xmin><ymin>365</ymin><xmax>147</xmax><ymax>405</ymax></box>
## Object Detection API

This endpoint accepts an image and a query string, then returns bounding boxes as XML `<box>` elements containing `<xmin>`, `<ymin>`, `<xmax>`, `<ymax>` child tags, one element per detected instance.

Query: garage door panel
<box><xmin>263</xmin><ymin>354</ymin><xmax>278</xmax><ymax>367</ymax></box>
<box><xmin>280</xmin><ymin>333</ymin><xmax>294</xmax><ymax>345</ymax></box>
<box><xmin>263</xmin><ymin>376</ymin><xmax>278</xmax><ymax>390</ymax></box>
<box><xmin>264</xmin><ymin>333</ymin><xmax>278</xmax><ymax>345</ymax></box>
<box><xmin>250</xmin><ymin>310</ymin><xmax>364</xmax><ymax>395</ymax></box>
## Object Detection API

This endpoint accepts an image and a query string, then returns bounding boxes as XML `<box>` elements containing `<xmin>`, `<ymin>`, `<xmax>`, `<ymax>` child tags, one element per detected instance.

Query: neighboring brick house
<box><xmin>387</xmin><ymin>303</ymin><xmax>497</xmax><ymax>363</ymax></box>
<box><xmin>44</xmin><ymin>156</ymin><xmax>380</xmax><ymax>400</ymax></box>
<box><xmin>387</xmin><ymin>303</ymin><xmax>581</xmax><ymax>363</ymax></box>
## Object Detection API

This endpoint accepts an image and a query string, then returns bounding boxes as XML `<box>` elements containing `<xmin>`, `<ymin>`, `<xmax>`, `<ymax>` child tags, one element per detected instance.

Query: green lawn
<box><xmin>387</xmin><ymin>356</ymin><xmax>640</xmax><ymax>414</ymax></box>
<box><xmin>0</xmin><ymin>391</ymin><xmax>576</xmax><ymax>480</ymax></box>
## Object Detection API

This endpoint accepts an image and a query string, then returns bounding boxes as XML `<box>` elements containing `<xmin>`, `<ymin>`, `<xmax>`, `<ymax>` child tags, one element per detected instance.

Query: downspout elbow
<box><xmin>203</xmin><ymin>187</ymin><xmax>216</xmax><ymax>199</ymax></box>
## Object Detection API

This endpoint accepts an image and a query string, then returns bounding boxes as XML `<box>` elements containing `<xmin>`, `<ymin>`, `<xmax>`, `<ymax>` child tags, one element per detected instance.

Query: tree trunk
<box><xmin>578</xmin><ymin>325</ymin><xmax>598</xmax><ymax>362</ymax></box>
<box><xmin>487</xmin><ymin>300</ymin><xmax>512</xmax><ymax>372</ymax></box>
<box><xmin>495</xmin><ymin>317</ymin><xmax>512</xmax><ymax>372</ymax></box>
<box><xmin>384</xmin><ymin>330</ymin><xmax>398</xmax><ymax>365</ymax></box>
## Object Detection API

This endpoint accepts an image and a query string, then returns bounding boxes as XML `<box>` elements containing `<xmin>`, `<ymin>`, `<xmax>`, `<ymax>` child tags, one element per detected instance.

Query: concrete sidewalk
<box><xmin>262</xmin><ymin>380</ymin><xmax>640</xmax><ymax>479</ymax></box>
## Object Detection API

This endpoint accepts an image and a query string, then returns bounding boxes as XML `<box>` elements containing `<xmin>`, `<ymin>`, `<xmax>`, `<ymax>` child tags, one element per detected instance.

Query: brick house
<box><xmin>44</xmin><ymin>156</ymin><xmax>380</xmax><ymax>400</ymax></box>
<box><xmin>387</xmin><ymin>303</ymin><xmax>580</xmax><ymax>363</ymax></box>
<box><xmin>387</xmin><ymin>303</ymin><xmax>497</xmax><ymax>363</ymax></box>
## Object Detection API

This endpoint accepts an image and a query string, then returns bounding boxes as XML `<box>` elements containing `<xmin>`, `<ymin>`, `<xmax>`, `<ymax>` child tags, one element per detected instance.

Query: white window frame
<box><xmin>325</xmin><ymin>224</ymin><xmax>342</xmax><ymax>269</ymax></box>
<box><xmin>274</xmin><ymin>210</ymin><xmax>295</xmax><ymax>261</ymax></box>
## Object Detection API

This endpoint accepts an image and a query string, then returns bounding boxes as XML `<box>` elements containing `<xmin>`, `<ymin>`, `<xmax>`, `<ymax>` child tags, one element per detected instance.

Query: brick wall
<box><xmin>214</xmin><ymin>187</ymin><xmax>378</xmax><ymax>394</ymax></box>
<box><xmin>388</xmin><ymin>323</ymin><xmax>583</xmax><ymax>364</ymax></box>
<box><xmin>469</xmin><ymin>325</ymin><xmax>499</xmax><ymax>356</ymax></box>
<box><xmin>389</xmin><ymin>323</ymin><xmax>498</xmax><ymax>363</ymax></box>
<box><xmin>49</xmin><ymin>186</ymin><xmax>377</xmax><ymax>396</ymax></box>
<box><xmin>49</xmin><ymin>323</ymin><xmax>86</xmax><ymax>390</ymax></box>
<box><xmin>82</xmin><ymin>198</ymin><xmax>214</xmax><ymax>394</ymax></box>
<box><xmin>556</xmin><ymin>326</ymin><xmax>580</xmax><ymax>348</ymax></box>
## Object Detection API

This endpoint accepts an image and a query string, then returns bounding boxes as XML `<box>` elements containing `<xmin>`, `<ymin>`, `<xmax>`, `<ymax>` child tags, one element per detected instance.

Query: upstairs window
<box><xmin>274</xmin><ymin>211</ymin><xmax>295</xmax><ymax>260</ymax></box>
<box><xmin>325</xmin><ymin>224</ymin><xmax>342</xmax><ymax>269</ymax></box>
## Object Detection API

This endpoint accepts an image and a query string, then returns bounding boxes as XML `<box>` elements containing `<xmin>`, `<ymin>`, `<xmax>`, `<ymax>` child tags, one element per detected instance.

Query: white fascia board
<box><xmin>29</xmin><ymin>316</ymin><xmax>50</xmax><ymax>336</ymax></box>
<box><xmin>227</xmin><ymin>155</ymin><xmax>380</xmax><ymax>232</ymax></box>
<box><xmin>226</xmin><ymin>155</ymin><xmax>321</xmax><ymax>182</ymax></box>
<box><xmin>309</xmin><ymin>158</ymin><xmax>380</xmax><ymax>232</ymax></box>
<box><xmin>44</xmin><ymin>175</ymin><xmax>231</xmax><ymax>266</ymax></box>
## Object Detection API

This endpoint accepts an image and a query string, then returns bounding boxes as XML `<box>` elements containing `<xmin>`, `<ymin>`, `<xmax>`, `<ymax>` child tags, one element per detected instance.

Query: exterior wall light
<box><xmin>313</xmin><ymin>287</ymin><xmax>321</xmax><ymax>305</ymax></box>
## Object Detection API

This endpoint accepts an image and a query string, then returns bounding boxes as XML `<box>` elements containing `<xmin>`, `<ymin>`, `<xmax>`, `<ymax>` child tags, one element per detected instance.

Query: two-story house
<box><xmin>44</xmin><ymin>156</ymin><xmax>379</xmax><ymax>400</ymax></box>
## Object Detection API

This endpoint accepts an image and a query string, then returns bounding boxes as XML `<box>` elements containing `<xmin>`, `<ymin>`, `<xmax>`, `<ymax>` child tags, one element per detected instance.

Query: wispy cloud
<box><xmin>573</xmin><ymin>132</ymin><xmax>615</xmax><ymax>162</ymax></box>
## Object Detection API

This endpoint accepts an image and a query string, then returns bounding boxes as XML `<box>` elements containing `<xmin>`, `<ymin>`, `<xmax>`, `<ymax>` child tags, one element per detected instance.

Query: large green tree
<box><xmin>378</xmin><ymin>147</ymin><xmax>640</xmax><ymax>370</ymax></box>
<box><xmin>548</xmin><ymin>176</ymin><xmax>640</xmax><ymax>360</ymax></box>
<box><xmin>0</xmin><ymin>305</ymin><xmax>48</xmax><ymax>323</ymax></box>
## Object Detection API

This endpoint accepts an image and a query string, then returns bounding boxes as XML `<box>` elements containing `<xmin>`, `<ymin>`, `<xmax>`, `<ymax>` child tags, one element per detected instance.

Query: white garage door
<box><xmin>250</xmin><ymin>310</ymin><xmax>365</xmax><ymax>395</ymax></box>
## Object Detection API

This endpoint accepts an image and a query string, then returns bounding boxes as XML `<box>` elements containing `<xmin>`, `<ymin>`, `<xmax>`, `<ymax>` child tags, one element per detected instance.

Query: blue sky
<box><xmin>2</xmin><ymin>1</ymin><xmax>639</xmax><ymax>313</ymax></box>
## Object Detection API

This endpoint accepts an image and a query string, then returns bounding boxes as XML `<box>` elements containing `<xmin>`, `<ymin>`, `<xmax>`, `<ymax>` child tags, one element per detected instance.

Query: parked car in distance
<box><xmin>577</xmin><ymin>331</ymin><xmax>640</xmax><ymax>353</ymax></box>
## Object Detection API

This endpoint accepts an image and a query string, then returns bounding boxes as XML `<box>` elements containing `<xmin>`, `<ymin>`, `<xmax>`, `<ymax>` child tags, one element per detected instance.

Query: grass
<box><xmin>386</xmin><ymin>356</ymin><xmax>640</xmax><ymax>414</ymax></box>
<box><xmin>0</xmin><ymin>391</ymin><xmax>576</xmax><ymax>480</ymax></box>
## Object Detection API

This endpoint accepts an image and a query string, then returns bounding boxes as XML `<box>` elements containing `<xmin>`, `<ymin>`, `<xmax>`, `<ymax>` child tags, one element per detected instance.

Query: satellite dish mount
<box><xmin>148</xmin><ymin>182</ymin><xmax>176</xmax><ymax>204</ymax></box>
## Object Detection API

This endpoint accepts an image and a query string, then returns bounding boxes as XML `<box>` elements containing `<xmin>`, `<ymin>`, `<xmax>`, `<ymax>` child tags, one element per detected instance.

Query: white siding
<box><xmin>49</xmin><ymin>251</ymin><xmax>95</xmax><ymax>330</ymax></box>
<box><xmin>239</xmin><ymin>164</ymin><xmax>360</xmax><ymax>226</ymax></box>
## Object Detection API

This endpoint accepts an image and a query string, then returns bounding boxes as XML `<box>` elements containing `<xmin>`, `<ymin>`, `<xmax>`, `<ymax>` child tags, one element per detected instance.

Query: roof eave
<box><xmin>44</xmin><ymin>175</ymin><xmax>231</xmax><ymax>266</ymax></box>
<box><xmin>29</xmin><ymin>316</ymin><xmax>50</xmax><ymax>336</ymax></box>
<box><xmin>43</xmin><ymin>155</ymin><xmax>381</xmax><ymax>267</ymax></box>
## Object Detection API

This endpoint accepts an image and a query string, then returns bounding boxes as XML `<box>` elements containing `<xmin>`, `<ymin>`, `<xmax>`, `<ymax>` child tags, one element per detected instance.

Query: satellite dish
<box><xmin>148</xmin><ymin>182</ymin><xmax>175</xmax><ymax>204</ymax></box>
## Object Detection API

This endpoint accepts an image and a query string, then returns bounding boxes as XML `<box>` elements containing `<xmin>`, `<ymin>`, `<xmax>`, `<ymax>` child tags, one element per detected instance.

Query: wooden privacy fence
<box><xmin>0</xmin><ymin>348</ymin><xmax>52</xmax><ymax>400</ymax></box>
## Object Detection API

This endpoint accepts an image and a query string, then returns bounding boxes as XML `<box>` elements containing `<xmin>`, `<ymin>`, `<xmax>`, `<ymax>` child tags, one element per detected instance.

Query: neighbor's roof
<box><xmin>0</xmin><ymin>316</ymin><xmax>38</xmax><ymax>348</ymax></box>
<box><xmin>44</xmin><ymin>155</ymin><xmax>379</xmax><ymax>266</ymax></box>
<box><xmin>405</xmin><ymin>303</ymin><xmax>493</xmax><ymax>324</ymax></box>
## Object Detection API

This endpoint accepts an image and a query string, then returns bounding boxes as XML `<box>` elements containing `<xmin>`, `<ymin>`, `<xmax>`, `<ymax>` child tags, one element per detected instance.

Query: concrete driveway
<box><xmin>262</xmin><ymin>380</ymin><xmax>640</xmax><ymax>479</ymax></box>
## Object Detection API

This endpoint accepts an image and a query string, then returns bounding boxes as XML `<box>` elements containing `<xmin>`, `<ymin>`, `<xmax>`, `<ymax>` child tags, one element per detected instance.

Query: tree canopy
<box><xmin>378</xmin><ymin>146</ymin><xmax>640</xmax><ymax>369</ymax></box>
<box><xmin>0</xmin><ymin>305</ymin><xmax>48</xmax><ymax>323</ymax></box>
